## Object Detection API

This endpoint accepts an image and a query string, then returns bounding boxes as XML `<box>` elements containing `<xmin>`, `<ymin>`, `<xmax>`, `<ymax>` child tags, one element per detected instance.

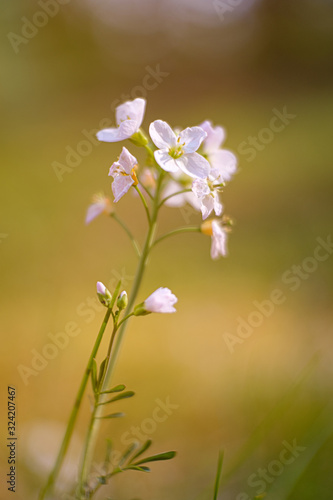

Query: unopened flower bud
<box><xmin>200</xmin><ymin>220</ymin><xmax>214</xmax><ymax>236</ymax></box>
<box><xmin>96</xmin><ymin>281</ymin><xmax>112</xmax><ymax>308</ymax></box>
<box><xmin>117</xmin><ymin>291</ymin><xmax>128</xmax><ymax>310</ymax></box>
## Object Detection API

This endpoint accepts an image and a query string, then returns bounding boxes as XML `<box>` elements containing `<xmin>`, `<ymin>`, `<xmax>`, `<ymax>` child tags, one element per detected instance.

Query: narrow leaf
<box><xmin>104</xmin><ymin>439</ymin><xmax>112</xmax><ymax>471</ymax></box>
<box><xmin>119</xmin><ymin>442</ymin><xmax>139</xmax><ymax>467</ymax></box>
<box><xmin>133</xmin><ymin>451</ymin><xmax>176</xmax><ymax>466</ymax></box>
<box><xmin>213</xmin><ymin>450</ymin><xmax>224</xmax><ymax>500</ymax></box>
<box><xmin>96</xmin><ymin>412</ymin><xmax>125</xmax><ymax>419</ymax></box>
<box><xmin>97</xmin><ymin>357</ymin><xmax>108</xmax><ymax>389</ymax></box>
<box><xmin>130</xmin><ymin>439</ymin><xmax>152</xmax><ymax>463</ymax></box>
<box><xmin>97</xmin><ymin>391</ymin><xmax>135</xmax><ymax>406</ymax></box>
<box><xmin>125</xmin><ymin>465</ymin><xmax>150</xmax><ymax>473</ymax></box>
<box><xmin>99</xmin><ymin>384</ymin><xmax>126</xmax><ymax>395</ymax></box>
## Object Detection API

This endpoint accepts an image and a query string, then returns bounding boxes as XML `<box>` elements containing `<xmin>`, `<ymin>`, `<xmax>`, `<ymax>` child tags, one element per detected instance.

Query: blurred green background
<box><xmin>1</xmin><ymin>0</ymin><xmax>333</xmax><ymax>499</ymax></box>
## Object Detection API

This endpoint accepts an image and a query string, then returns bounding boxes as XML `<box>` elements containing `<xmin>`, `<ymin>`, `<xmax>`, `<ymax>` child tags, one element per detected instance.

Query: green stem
<box><xmin>78</xmin><ymin>170</ymin><xmax>165</xmax><ymax>496</ymax></box>
<box><xmin>139</xmin><ymin>181</ymin><xmax>154</xmax><ymax>200</ymax></box>
<box><xmin>158</xmin><ymin>188</ymin><xmax>192</xmax><ymax>208</ymax></box>
<box><xmin>134</xmin><ymin>185</ymin><xmax>151</xmax><ymax>223</ymax></box>
<box><xmin>117</xmin><ymin>312</ymin><xmax>135</xmax><ymax>329</ymax></box>
<box><xmin>152</xmin><ymin>226</ymin><xmax>201</xmax><ymax>248</ymax></box>
<box><xmin>111</xmin><ymin>213</ymin><xmax>141</xmax><ymax>257</ymax></box>
<box><xmin>77</xmin><ymin>315</ymin><xmax>121</xmax><ymax>498</ymax></box>
<box><xmin>39</xmin><ymin>308</ymin><xmax>112</xmax><ymax>500</ymax></box>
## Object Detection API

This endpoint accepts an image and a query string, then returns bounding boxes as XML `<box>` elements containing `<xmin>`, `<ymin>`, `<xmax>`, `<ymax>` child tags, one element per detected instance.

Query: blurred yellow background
<box><xmin>1</xmin><ymin>1</ymin><xmax>333</xmax><ymax>499</ymax></box>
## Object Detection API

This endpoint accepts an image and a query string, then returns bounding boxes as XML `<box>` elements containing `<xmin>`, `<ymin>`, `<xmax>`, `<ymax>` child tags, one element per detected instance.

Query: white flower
<box><xmin>192</xmin><ymin>172</ymin><xmax>223</xmax><ymax>220</ymax></box>
<box><xmin>109</xmin><ymin>147</ymin><xmax>138</xmax><ymax>202</ymax></box>
<box><xmin>199</xmin><ymin>120</ymin><xmax>237</xmax><ymax>182</ymax></box>
<box><xmin>149</xmin><ymin>120</ymin><xmax>210</xmax><ymax>179</ymax></box>
<box><xmin>144</xmin><ymin>287</ymin><xmax>178</xmax><ymax>313</ymax></box>
<box><xmin>85</xmin><ymin>193</ymin><xmax>113</xmax><ymax>224</ymax></box>
<box><xmin>97</xmin><ymin>98</ymin><xmax>146</xmax><ymax>142</ymax></box>
<box><xmin>201</xmin><ymin>220</ymin><xmax>228</xmax><ymax>259</ymax></box>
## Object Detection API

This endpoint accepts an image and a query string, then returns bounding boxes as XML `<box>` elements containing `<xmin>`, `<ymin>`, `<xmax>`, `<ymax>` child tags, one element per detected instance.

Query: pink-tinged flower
<box><xmin>192</xmin><ymin>171</ymin><xmax>223</xmax><ymax>220</ymax></box>
<box><xmin>134</xmin><ymin>287</ymin><xmax>178</xmax><ymax>315</ymax></box>
<box><xmin>96</xmin><ymin>282</ymin><xmax>107</xmax><ymax>295</ymax></box>
<box><xmin>109</xmin><ymin>147</ymin><xmax>138</xmax><ymax>202</ymax></box>
<box><xmin>144</xmin><ymin>287</ymin><xmax>178</xmax><ymax>313</ymax></box>
<box><xmin>201</xmin><ymin>220</ymin><xmax>228</xmax><ymax>259</ymax></box>
<box><xmin>97</xmin><ymin>98</ymin><xmax>146</xmax><ymax>143</ymax></box>
<box><xmin>85</xmin><ymin>193</ymin><xmax>113</xmax><ymax>224</ymax></box>
<box><xmin>199</xmin><ymin>120</ymin><xmax>237</xmax><ymax>182</ymax></box>
<box><xmin>149</xmin><ymin>120</ymin><xmax>210</xmax><ymax>179</ymax></box>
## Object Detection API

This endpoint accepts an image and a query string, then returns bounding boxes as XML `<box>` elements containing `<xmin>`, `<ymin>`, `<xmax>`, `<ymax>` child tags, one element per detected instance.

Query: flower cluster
<box><xmin>87</xmin><ymin>97</ymin><xmax>237</xmax><ymax>259</ymax></box>
<box><xmin>42</xmin><ymin>97</ymin><xmax>239</xmax><ymax>500</ymax></box>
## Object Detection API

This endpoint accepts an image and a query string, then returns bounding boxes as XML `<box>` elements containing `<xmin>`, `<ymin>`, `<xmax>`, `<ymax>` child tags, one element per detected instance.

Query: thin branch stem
<box><xmin>134</xmin><ymin>185</ymin><xmax>151</xmax><ymax>223</ymax></box>
<box><xmin>117</xmin><ymin>312</ymin><xmax>135</xmax><ymax>329</ymax></box>
<box><xmin>152</xmin><ymin>226</ymin><xmax>201</xmax><ymax>249</ymax></box>
<box><xmin>111</xmin><ymin>213</ymin><xmax>141</xmax><ymax>257</ymax></box>
<box><xmin>158</xmin><ymin>188</ymin><xmax>192</xmax><ymax>208</ymax></box>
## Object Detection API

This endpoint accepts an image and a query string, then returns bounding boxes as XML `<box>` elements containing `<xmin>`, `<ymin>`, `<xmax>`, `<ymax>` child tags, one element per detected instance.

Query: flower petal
<box><xmin>179</xmin><ymin>126</ymin><xmax>207</xmax><ymax>154</ymax></box>
<box><xmin>192</xmin><ymin>178</ymin><xmax>210</xmax><ymax>199</ymax></box>
<box><xmin>199</xmin><ymin>121</ymin><xmax>226</xmax><ymax>153</ymax></box>
<box><xmin>154</xmin><ymin>150</ymin><xmax>179</xmax><ymax>173</ymax></box>
<box><xmin>96</xmin><ymin>282</ymin><xmax>106</xmax><ymax>295</ymax></box>
<box><xmin>118</xmin><ymin>147</ymin><xmax>138</xmax><ymax>174</ymax></box>
<box><xmin>177</xmin><ymin>152</ymin><xmax>210</xmax><ymax>179</ymax></box>
<box><xmin>116</xmin><ymin>98</ymin><xmax>146</xmax><ymax>128</ymax></box>
<box><xmin>149</xmin><ymin>120</ymin><xmax>177</xmax><ymax>149</ymax></box>
<box><xmin>201</xmin><ymin>195</ymin><xmax>214</xmax><ymax>220</ymax></box>
<box><xmin>97</xmin><ymin>120</ymin><xmax>139</xmax><ymax>142</ymax></box>
<box><xmin>112</xmin><ymin>176</ymin><xmax>134</xmax><ymax>203</ymax></box>
<box><xmin>209</xmin><ymin>150</ymin><xmax>237</xmax><ymax>182</ymax></box>
<box><xmin>211</xmin><ymin>221</ymin><xmax>228</xmax><ymax>259</ymax></box>
<box><xmin>214</xmin><ymin>195</ymin><xmax>223</xmax><ymax>217</ymax></box>
<box><xmin>144</xmin><ymin>287</ymin><xmax>178</xmax><ymax>313</ymax></box>
<box><xmin>85</xmin><ymin>203</ymin><xmax>104</xmax><ymax>224</ymax></box>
